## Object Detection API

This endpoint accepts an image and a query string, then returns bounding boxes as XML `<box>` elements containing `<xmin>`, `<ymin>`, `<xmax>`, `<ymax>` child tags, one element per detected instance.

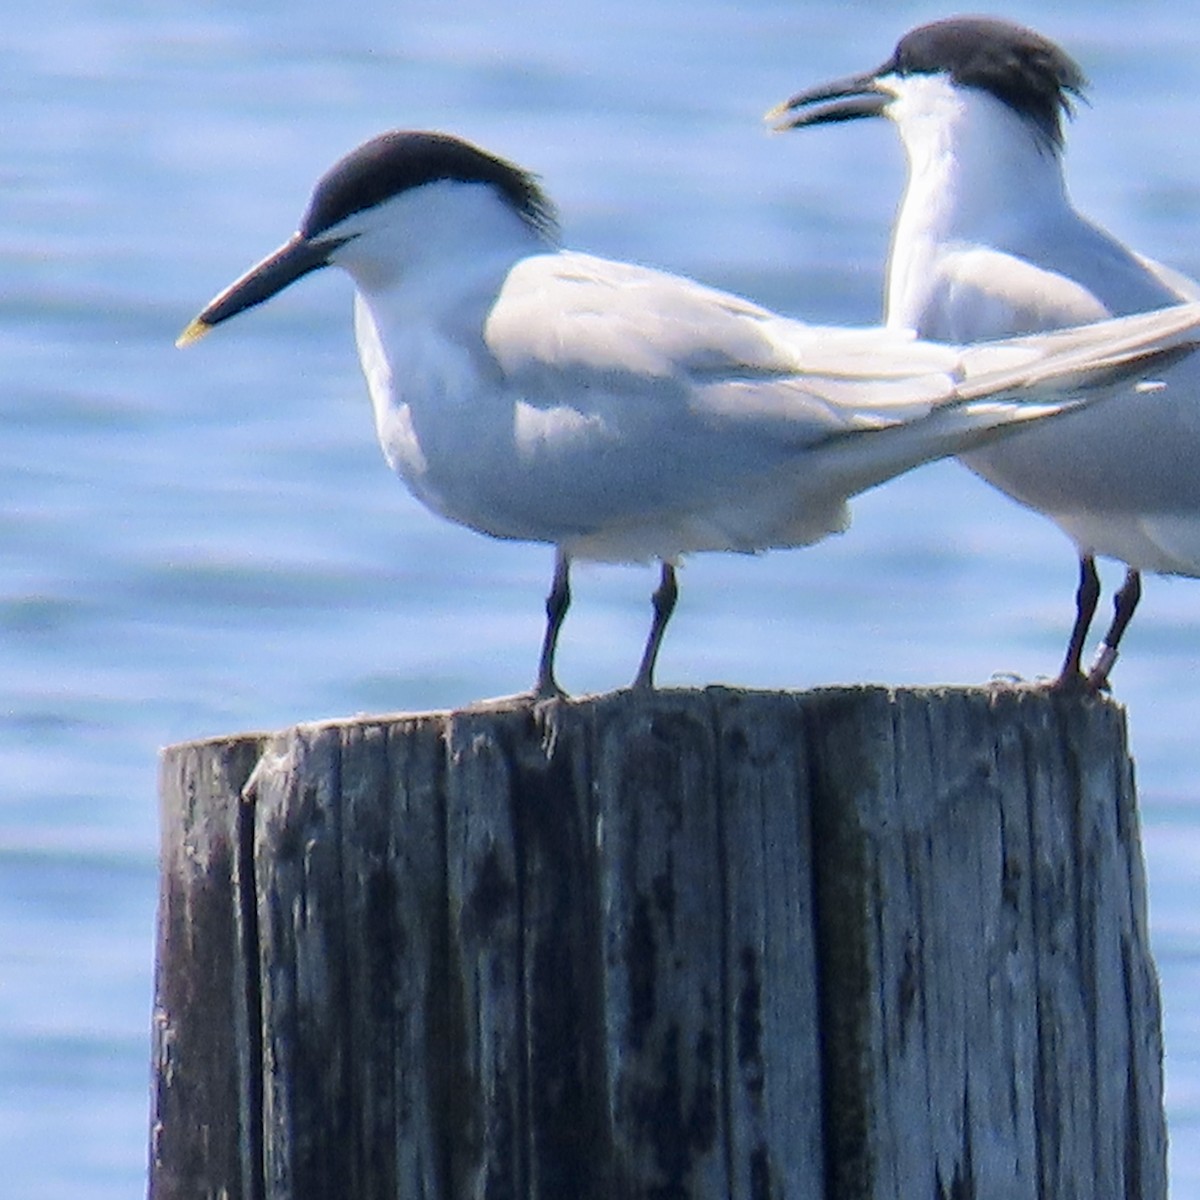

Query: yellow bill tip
<box><xmin>175</xmin><ymin>318</ymin><xmax>212</xmax><ymax>349</ymax></box>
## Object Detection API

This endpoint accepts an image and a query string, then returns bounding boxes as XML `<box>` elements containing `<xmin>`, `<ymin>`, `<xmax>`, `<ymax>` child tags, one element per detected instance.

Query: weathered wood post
<box><xmin>148</xmin><ymin>686</ymin><xmax>1166</xmax><ymax>1200</ymax></box>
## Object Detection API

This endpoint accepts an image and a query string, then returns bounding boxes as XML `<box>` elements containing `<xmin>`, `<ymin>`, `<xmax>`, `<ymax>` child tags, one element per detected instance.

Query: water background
<box><xmin>5</xmin><ymin>1</ymin><xmax>1200</xmax><ymax>1194</ymax></box>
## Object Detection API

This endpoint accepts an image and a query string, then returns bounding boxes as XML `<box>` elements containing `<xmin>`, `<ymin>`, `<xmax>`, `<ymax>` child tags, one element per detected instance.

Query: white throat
<box><xmin>338</xmin><ymin>181</ymin><xmax>551</xmax><ymax>409</ymax></box>
<box><xmin>884</xmin><ymin>75</ymin><xmax>1071</xmax><ymax>328</ymax></box>
<box><xmin>332</xmin><ymin>181</ymin><xmax>549</xmax><ymax>307</ymax></box>
<box><xmin>331</xmin><ymin>183</ymin><xmax>554</xmax><ymax>505</ymax></box>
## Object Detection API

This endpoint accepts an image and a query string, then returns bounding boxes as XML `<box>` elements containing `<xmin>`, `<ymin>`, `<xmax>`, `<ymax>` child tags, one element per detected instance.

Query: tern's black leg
<box><xmin>1086</xmin><ymin>567</ymin><xmax>1142</xmax><ymax>692</ymax></box>
<box><xmin>632</xmin><ymin>562</ymin><xmax>678</xmax><ymax>690</ymax></box>
<box><xmin>535</xmin><ymin>549</ymin><xmax>571</xmax><ymax>698</ymax></box>
<box><xmin>1050</xmin><ymin>554</ymin><xmax>1100</xmax><ymax>691</ymax></box>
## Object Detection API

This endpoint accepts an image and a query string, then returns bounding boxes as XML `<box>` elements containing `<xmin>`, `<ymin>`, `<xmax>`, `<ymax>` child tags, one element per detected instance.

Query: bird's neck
<box><xmin>364</xmin><ymin>240</ymin><xmax>529</xmax><ymax>330</ymax></box>
<box><xmin>351</xmin><ymin>187</ymin><xmax>552</xmax><ymax>374</ymax></box>
<box><xmin>885</xmin><ymin>82</ymin><xmax>1073</xmax><ymax>328</ymax></box>
<box><xmin>353</xmin><ymin>247</ymin><xmax>516</xmax><ymax>424</ymax></box>
<box><xmin>350</xmin><ymin>208</ymin><xmax>551</xmax><ymax>479</ymax></box>
<box><xmin>350</xmin><ymin>184</ymin><xmax>551</xmax><ymax>306</ymax></box>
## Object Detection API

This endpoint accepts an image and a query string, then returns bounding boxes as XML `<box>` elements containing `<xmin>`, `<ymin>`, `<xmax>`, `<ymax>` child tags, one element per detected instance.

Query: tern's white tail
<box><xmin>819</xmin><ymin>301</ymin><xmax>1200</xmax><ymax>500</ymax></box>
<box><xmin>954</xmin><ymin>301</ymin><xmax>1200</xmax><ymax>402</ymax></box>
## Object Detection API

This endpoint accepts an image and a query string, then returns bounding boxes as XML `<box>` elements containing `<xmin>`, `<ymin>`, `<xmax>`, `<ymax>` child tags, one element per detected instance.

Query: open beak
<box><xmin>765</xmin><ymin>70</ymin><xmax>891</xmax><ymax>132</ymax></box>
<box><xmin>176</xmin><ymin>233</ymin><xmax>338</xmax><ymax>347</ymax></box>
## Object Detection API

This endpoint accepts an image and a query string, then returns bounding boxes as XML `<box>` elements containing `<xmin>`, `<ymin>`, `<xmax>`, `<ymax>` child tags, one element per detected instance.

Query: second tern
<box><xmin>770</xmin><ymin>15</ymin><xmax>1200</xmax><ymax>689</ymax></box>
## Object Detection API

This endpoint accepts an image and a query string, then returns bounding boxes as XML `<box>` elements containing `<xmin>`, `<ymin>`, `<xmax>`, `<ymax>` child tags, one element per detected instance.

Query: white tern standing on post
<box><xmin>179</xmin><ymin>128</ymin><xmax>1200</xmax><ymax>697</ymax></box>
<box><xmin>769</xmin><ymin>15</ymin><xmax>1200</xmax><ymax>691</ymax></box>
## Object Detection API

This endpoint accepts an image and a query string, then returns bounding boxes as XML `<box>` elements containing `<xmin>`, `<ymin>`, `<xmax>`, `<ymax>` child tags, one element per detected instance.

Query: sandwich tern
<box><xmin>178</xmin><ymin>128</ymin><xmax>1200</xmax><ymax>696</ymax></box>
<box><xmin>770</xmin><ymin>15</ymin><xmax>1200</xmax><ymax>690</ymax></box>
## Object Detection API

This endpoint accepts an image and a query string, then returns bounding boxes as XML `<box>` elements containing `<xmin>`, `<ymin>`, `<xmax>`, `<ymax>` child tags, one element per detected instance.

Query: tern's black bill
<box><xmin>768</xmin><ymin>70</ymin><xmax>891</xmax><ymax>131</ymax></box>
<box><xmin>178</xmin><ymin>233</ymin><xmax>344</xmax><ymax>346</ymax></box>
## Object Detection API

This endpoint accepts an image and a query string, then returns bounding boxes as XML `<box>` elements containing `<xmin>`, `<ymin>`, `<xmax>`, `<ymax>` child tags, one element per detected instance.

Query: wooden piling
<box><xmin>147</xmin><ymin>686</ymin><xmax>1166</xmax><ymax>1200</ymax></box>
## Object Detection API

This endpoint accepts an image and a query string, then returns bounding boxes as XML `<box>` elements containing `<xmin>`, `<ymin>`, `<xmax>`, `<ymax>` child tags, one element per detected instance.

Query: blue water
<box><xmin>5</xmin><ymin>1</ymin><xmax>1200</xmax><ymax>1194</ymax></box>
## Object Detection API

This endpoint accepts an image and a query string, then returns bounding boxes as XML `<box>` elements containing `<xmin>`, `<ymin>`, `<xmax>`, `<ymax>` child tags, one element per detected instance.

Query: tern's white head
<box><xmin>768</xmin><ymin>17</ymin><xmax>1088</xmax><ymax>230</ymax></box>
<box><xmin>178</xmin><ymin>130</ymin><xmax>559</xmax><ymax>344</ymax></box>
<box><xmin>769</xmin><ymin>15</ymin><xmax>1086</xmax><ymax>160</ymax></box>
<box><xmin>768</xmin><ymin>18</ymin><xmax>1103</xmax><ymax>333</ymax></box>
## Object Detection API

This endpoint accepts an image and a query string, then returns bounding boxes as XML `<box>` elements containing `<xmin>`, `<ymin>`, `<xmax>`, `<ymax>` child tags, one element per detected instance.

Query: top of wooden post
<box><xmin>152</xmin><ymin>683</ymin><xmax>1162</xmax><ymax>1200</ymax></box>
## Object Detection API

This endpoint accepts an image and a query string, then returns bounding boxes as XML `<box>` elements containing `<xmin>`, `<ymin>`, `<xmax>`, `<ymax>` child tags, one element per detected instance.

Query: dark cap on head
<box><xmin>884</xmin><ymin>16</ymin><xmax>1088</xmax><ymax>145</ymax></box>
<box><xmin>301</xmin><ymin>130</ymin><xmax>559</xmax><ymax>240</ymax></box>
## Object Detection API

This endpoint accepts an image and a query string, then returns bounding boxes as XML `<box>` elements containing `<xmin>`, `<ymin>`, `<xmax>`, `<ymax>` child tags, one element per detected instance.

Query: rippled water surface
<box><xmin>5</xmin><ymin>2</ymin><xmax>1200</xmax><ymax>1194</ymax></box>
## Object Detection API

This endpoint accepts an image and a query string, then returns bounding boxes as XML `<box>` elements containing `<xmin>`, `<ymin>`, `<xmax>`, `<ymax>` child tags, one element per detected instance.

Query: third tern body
<box><xmin>179</xmin><ymin>129</ymin><xmax>1200</xmax><ymax>695</ymax></box>
<box><xmin>771</xmin><ymin>15</ymin><xmax>1200</xmax><ymax>689</ymax></box>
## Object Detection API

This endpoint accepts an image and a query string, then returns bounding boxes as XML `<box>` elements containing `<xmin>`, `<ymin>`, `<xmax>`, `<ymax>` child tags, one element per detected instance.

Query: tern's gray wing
<box><xmin>488</xmin><ymin>251</ymin><xmax>973</xmax><ymax>437</ymax></box>
<box><xmin>410</xmin><ymin>251</ymin><xmax>1200</xmax><ymax>563</ymax></box>
<box><xmin>905</xmin><ymin>248</ymin><xmax>1111</xmax><ymax>342</ymax></box>
<box><xmin>468</xmin><ymin>251</ymin><xmax>993</xmax><ymax>556</ymax></box>
<box><xmin>898</xmin><ymin>234</ymin><xmax>1200</xmax><ymax>572</ymax></box>
<box><xmin>487</xmin><ymin>252</ymin><xmax>1195</xmax><ymax>434</ymax></box>
<box><xmin>901</xmin><ymin>237</ymin><xmax>1192</xmax><ymax>344</ymax></box>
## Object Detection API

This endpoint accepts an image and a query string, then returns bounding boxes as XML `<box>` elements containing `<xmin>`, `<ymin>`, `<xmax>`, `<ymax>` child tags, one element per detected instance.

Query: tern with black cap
<box><xmin>770</xmin><ymin>15</ymin><xmax>1200</xmax><ymax>691</ymax></box>
<box><xmin>180</xmin><ymin>128</ymin><xmax>1200</xmax><ymax>697</ymax></box>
